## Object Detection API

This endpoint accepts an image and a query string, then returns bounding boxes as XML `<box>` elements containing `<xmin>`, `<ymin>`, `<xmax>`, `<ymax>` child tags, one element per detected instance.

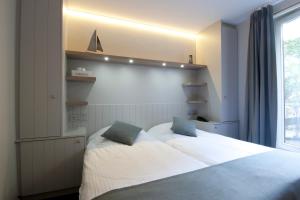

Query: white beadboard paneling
<box><xmin>85</xmin><ymin>103</ymin><xmax>189</xmax><ymax>136</ymax></box>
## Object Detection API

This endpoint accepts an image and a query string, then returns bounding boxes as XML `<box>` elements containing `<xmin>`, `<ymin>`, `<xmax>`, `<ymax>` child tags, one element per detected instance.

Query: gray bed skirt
<box><xmin>94</xmin><ymin>150</ymin><xmax>300</xmax><ymax>200</ymax></box>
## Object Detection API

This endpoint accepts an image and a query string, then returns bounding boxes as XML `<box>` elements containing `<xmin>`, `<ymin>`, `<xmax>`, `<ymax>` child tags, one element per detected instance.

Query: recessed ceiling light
<box><xmin>180</xmin><ymin>64</ymin><xmax>185</xmax><ymax>68</ymax></box>
<box><xmin>104</xmin><ymin>56</ymin><xmax>109</xmax><ymax>61</ymax></box>
<box><xmin>162</xmin><ymin>62</ymin><xmax>166</xmax><ymax>66</ymax></box>
<box><xmin>129</xmin><ymin>59</ymin><xmax>134</xmax><ymax>63</ymax></box>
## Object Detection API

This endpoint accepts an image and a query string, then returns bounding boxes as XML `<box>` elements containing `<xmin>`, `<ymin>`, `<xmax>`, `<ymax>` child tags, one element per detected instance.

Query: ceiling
<box><xmin>65</xmin><ymin>0</ymin><xmax>282</xmax><ymax>32</ymax></box>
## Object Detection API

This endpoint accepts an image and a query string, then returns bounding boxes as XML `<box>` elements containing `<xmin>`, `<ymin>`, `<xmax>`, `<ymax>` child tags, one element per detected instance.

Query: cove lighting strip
<box><xmin>64</xmin><ymin>8</ymin><xmax>199</xmax><ymax>40</ymax></box>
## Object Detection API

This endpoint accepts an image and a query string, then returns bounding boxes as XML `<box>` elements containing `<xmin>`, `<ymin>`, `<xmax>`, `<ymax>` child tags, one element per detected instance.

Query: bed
<box><xmin>80</xmin><ymin>122</ymin><xmax>300</xmax><ymax>200</ymax></box>
<box><xmin>147</xmin><ymin>122</ymin><xmax>273</xmax><ymax>165</ymax></box>
<box><xmin>79</xmin><ymin>126</ymin><xmax>208</xmax><ymax>200</ymax></box>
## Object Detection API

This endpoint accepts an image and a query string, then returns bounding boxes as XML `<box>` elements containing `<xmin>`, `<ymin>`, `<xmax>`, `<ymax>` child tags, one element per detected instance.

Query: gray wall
<box><xmin>66</xmin><ymin>60</ymin><xmax>208</xmax><ymax>129</ymax></box>
<box><xmin>0</xmin><ymin>0</ymin><xmax>18</xmax><ymax>199</ymax></box>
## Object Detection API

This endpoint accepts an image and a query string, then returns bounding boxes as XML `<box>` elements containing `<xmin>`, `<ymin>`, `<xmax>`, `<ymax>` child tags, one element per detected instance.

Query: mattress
<box><xmin>147</xmin><ymin>122</ymin><xmax>273</xmax><ymax>165</ymax></box>
<box><xmin>79</xmin><ymin>127</ymin><xmax>208</xmax><ymax>200</ymax></box>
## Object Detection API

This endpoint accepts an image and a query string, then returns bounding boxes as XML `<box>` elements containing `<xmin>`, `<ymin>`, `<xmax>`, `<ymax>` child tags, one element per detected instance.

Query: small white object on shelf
<box><xmin>71</xmin><ymin>69</ymin><xmax>93</xmax><ymax>77</ymax></box>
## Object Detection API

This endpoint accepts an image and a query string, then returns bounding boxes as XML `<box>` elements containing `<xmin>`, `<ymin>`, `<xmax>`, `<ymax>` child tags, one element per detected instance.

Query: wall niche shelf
<box><xmin>187</xmin><ymin>100</ymin><xmax>207</xmax><ymax>104</ymax></box>
<box><xmin>66</xmin><ymin>101</ymin><xmax>88</xmax><ymax>107</ymax></box>
<box><xmin>66</xmin><ymin>50</ymin><xmax>207</xmax><ymax>70</ymax></box>
<box><xmin>66</xmin><ymin>76</ymin><xmax>96</xmax><ymax>82</ymax></box>
<box><xmin>182</xmin><ymin>82</ymin><xmax>207</xmax><ymax>87</ymax></box>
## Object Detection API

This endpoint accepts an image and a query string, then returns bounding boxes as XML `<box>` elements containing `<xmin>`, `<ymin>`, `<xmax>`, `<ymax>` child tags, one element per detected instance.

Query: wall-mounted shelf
<box><xmin>66</xmin><ymin>76</ymin><xmax>96</xmax><ymax>82</ymax></box>
<box><xmin>66</xmin><ymin>50</ymin><xmax>207</xmax><ymax>70</ymax></box>
<box><xmin>66</xmin><ymin>101</ymin><xmax>88</xmax><ymax>107</ymax></box>
<box><xmin>187</xmin><ymin>100</ymin><xmax>207</xmax><ymax>104</ymax></box>
<box><xmin>182</xmin><ymin>82</ymin><xmax>207</xmax><ymax>87</ymax></box>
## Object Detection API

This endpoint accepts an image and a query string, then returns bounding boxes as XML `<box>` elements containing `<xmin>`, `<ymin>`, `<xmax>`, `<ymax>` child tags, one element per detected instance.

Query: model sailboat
<box><xmin>87</xmin><ymin>30</ymin><xmax>103</xmax><ymax>52</ymax></box>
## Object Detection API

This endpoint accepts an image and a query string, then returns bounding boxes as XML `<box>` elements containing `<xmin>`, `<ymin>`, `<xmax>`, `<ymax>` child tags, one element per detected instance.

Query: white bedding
<box><xmin>147</xmin><ymin>122</ymin><xmax>273</xmax><ymax>165</ymax></box>
<box><xmin>80</xmin><ymin>127</ymin><xmax>208</xmax><ymax>200</ymax></box>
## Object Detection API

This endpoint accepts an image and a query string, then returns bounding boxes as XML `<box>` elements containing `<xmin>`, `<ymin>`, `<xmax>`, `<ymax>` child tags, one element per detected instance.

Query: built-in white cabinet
<box><xmin>221</xmin><ymin>24</ymin><xmax>238</xmax><ymax>122</ymax></box>
<box><xmin>19</xmin><ymin>0</ymin><xmax>63</xmax><ymax>139</ymax></box>
<box><xmin>195</xmin><ymin>121</ymin><xmax>239</xmax><ymax>138</ymax></box>
<box><xmin>19</xmin><ymin>136</ymin><xmax>85</xmax><ymax>196</ymax></box>
<box><xmin>196</xmin><ymin>22</ymin><xmax>238</xmax><ymax>125</ymax></box>
<box><xmin>18</xmin><ymin>0</ymin><xmax>82</xmax><ymax>198</ymax></box>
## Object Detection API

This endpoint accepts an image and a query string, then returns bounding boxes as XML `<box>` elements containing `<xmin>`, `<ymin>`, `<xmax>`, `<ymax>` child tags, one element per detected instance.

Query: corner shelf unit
<box><xmin>182</xmin><ymin>82</ymin><xmax>207</xmax><ymax>87</ymax></box>
<box><xmin>66</xmin><ymin>76</ymin><xmax>96</xmax><ymax>82</ymax></box>
<box><xmin>66</xmin><ymin>101</ymin><xmax>88</xmax><ymax>107</ymax></box>
<box><xmin>66</xmin><ymin>50</ymin><xmax>207</xmax><ymax>70</ymax></box>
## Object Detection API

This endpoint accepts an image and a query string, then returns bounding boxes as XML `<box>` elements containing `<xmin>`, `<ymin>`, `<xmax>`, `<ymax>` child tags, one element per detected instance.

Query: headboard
<box><xmin>67</xmin><ymin>103</ymin><xmax>190</xmax><ymax>136</ymax></box>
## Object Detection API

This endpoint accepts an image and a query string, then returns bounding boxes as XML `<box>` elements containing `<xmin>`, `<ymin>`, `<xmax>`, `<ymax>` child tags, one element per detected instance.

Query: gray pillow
<box><xmin>171</xmin><ymin>117</ymin><xmax>197</xmax><ymax>137</ymax></box>
<box><xmin>102</xmin><ymin>121</ymin><xmax>142</xmax><ymax>145</ymax></box>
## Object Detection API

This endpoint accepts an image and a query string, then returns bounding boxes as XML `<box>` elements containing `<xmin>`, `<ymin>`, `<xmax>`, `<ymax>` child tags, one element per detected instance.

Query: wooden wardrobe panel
<box><xmin>20</xmin><ymin>0</ymin><xmax>35</xmax><ymax>138</ymax></box>
<box><xmin>73</xmin><ymin>138</ymin><xmax>85</xmax><ymax>185</ymax></box>
<box><xmin>34</xmin><ymin>0</ymin><xmax>48</xmax><ymax>138</ymax></box>
<box><xmin>44</xmin><ymin>140</ymin><xmax>56</xmax><ymax>192</ymax></box>
<box><xmin>19</xmin><ymin>137</ymin><xmax>85</xmax><ymax>196</ymax></box>
<box><xmin>19</xmin><ymin>0</ymin><xmax>62</xmax><ymax>139</ymax></box>
<box><xmin>47</xmin><ymin>0</ymin><xmax>62</xmax><ymax>136</ymax></box>
<box><xmin>20</xmin><ymin>142</ymin><xmax>34</xmax><ymax>195</ymax></box>
<box><xmin>32</xmin><ymin>141</ymin><xmax>46</xmax><ymax>194</ymax></box>
<box><xmin>53</xmin><ymin>139</ymin><xmax>66</xmax><ymax>191</ymax></box>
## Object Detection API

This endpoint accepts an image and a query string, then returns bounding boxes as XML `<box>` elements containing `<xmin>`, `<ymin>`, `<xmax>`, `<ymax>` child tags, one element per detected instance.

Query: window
<box><xmin>275</xmin><ymin>7</ymin><xmax>300</xmax><ymax>151</ymax></box>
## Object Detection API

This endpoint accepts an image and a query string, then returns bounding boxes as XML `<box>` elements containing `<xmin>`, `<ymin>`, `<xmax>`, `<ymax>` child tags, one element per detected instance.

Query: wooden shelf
<box><xmin>66</xmin><ymin>101</ymin><xmax>88</xmax><ymax>107</ymax></box>
<box><xmin>66</xmin><ymin>76</ymin><xmax>96</xmax><ymax>82</ymax></box>
<box><xmin>66</xmin><ymin>50</ymin><xmax>207</xmax><ymax>70</ymax></box>
<box><xmin>182</xmin><ymin>82</ymin><xmax>207</xmax><ymax>87</ymax></box>
<box><xmin>187</xmin><ymin>100</ymin><xmax>207</xmax><ymax>104</ymax></box>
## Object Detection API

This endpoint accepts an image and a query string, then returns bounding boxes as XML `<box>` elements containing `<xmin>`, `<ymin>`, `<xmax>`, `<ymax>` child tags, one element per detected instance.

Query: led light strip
<box><xmin>64</xmin><ymin>8</ymin><xmax>199</xmax><ymax>40</ymax></box>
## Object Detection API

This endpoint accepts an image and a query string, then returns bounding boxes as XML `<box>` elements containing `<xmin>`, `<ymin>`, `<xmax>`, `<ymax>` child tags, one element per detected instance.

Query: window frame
<box><xmin>275</xmin><ymin>7</ymin><xmax>300</xmax><ymax>152</ymax></box>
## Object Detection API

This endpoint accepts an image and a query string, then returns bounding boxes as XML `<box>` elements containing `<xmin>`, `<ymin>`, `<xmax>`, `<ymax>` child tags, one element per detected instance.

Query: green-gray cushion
<box><xmin>171</xmin><ymin>117</ymin><xmax>197</xmax><ymax>137</ymax></box>
<box><xmin>102</xmin><ymin>121</ymin><xmax>142</xmax><ymax>145</ymax></box>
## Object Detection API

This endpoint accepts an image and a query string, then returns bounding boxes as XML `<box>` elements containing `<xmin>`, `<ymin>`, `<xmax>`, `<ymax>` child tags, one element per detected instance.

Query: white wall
<box><xmin>0</xmin><ymin>0</ymin><xmax>17</xmax><ymax>199</ymax></box>
<box><xmin>196</xmin><ymin>21</ymin><xmax>238</xmax><ymax>122</ymax></box>
<box><xmin>196</xmin><ymin>21</ymin><xmax>222</xmax><ymax>121</ymax></box>
<box><xmin>64</xmin><ymin>14</ymin><xmax>196</xmax><ymax>63</ymax></box>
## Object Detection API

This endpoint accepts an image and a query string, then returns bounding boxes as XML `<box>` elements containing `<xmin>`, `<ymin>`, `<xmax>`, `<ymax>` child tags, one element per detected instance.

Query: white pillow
<box><xmin>147</xmin><ymin>122</ymin><xmax>179</xmax><ymax>142</ymax></box>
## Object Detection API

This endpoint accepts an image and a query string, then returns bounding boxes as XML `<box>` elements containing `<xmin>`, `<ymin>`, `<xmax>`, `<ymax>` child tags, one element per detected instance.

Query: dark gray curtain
<box><xmin>245</xmin><ymin>5</ymin><xmax>277</xmax><ymax>147</ymax></box>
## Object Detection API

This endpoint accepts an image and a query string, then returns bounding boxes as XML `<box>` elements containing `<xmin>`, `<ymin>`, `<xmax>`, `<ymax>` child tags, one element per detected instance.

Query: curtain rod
<box><xmin>273</xmin><ymin>2</ymin><xmax>300</xmax><ymax>18</ymax></box>
<box><xmin>254</xmin><ymin>0</ymin><xmax>283</xmax><ymax>11</ymax></box>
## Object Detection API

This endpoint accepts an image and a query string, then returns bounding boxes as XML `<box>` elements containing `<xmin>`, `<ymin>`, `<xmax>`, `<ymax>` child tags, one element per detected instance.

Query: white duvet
<box><xmin>80</xmin><ymin>127</ymin><xmax>208</xmax><ymax>200</ymax></box>
<box><xmin>147</xmin><ymin>122</ymin><xmax>273</xmax><ymax>165</ymax></box>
